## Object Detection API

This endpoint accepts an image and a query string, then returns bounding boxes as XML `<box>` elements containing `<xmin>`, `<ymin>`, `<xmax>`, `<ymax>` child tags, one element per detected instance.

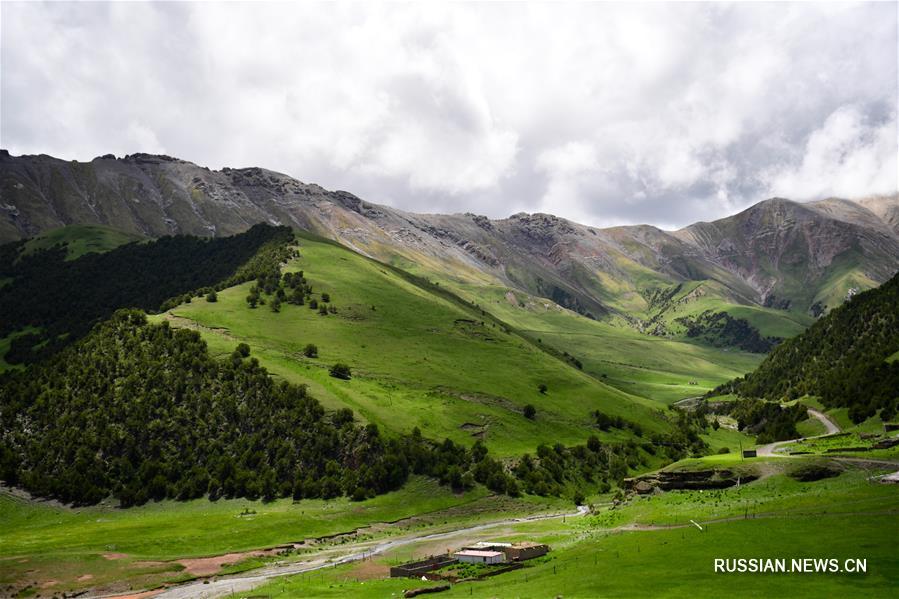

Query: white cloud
<box><xmin>536</xmin><ymin>142</ymin><xmax>598</xmax><ymax>176</ymax></box>
<box><xmin>765</xmin><ymin>106</ymin><xmax>898</xmax><ymax>200</ymax></box>
<box><xmin>1</xmin><ymin>2</ymin><xmax>896</xmax><ymax>227</ymax></box>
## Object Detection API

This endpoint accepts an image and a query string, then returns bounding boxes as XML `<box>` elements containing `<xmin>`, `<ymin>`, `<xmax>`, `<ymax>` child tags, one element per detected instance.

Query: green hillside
<box><xmin>20</xmin><ymin>224</ymin><xmax>145</xmax><ymax>260</ymax></box>
<box><xmin>0</xmin><ymin>223</ymin><xmax>294</xmax><ymax>364</ymax></box>
<box><xmin>723</xmin><ymin>273</ymin><xmax>899</xmax><ymax>422</ymax></box>
<box><xmin>163</xmin><ymin>233</ymin><xmax>670</xmax><ymax>457</ymax></box>
<box><xmin>361</xmin><ymin>275</ymin><xmax>766</xmax><ymax>405</ymax></box>
<box><xmin>1</xmin><ymin>225</ymin><xmax>894</xmax><ymax>599</ymax></box>
<box><xmin>352</xmin><ymin>249</ymin><xmax>806</xmax><ymax>403</ymax></box>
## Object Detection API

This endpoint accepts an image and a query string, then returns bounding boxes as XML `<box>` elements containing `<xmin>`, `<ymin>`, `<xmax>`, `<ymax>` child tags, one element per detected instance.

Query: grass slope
<box><xmin>420</xmin><ymin>282</ymin><xmax>765</xmax><ymax>405</ymax></box>
<box><xmin>20</xmin><ymin>224</ymin><xmax>144</xmax><ymax>260</ymax></box>
<box><xmin>161</xmin><ymin>234</ymin><xmax>669</xmax><ymax>457</ymax></box>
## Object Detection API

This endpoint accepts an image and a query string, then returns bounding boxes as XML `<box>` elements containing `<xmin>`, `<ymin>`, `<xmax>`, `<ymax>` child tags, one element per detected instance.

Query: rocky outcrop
<box><xmin>624</xmin><ymin>469</ymin><xmax>758</xmax><ymax>494</ymax></box>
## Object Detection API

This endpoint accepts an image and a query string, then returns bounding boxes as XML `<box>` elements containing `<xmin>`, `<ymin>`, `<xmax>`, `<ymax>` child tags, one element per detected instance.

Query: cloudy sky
<box><xmin>2</xmin><ymin>2</ymin><xmax>896</xmax><ymax>228</ymax></box>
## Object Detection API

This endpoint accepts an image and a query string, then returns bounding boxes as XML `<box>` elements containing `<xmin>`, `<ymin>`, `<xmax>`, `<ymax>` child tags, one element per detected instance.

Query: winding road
<box><xmin>104</xmin><ymin>408</ymin><xmax>893</xmax><ymax>599</ymax></box>
<box><xmin>757</xmin><ymin>408</ymin><xmax>841</xmax><ymax>457</ymax></box>
<box><xmin>143</xmin><ymin>505</ymin><xmax>589</xmax><ymax>599</ymax></box>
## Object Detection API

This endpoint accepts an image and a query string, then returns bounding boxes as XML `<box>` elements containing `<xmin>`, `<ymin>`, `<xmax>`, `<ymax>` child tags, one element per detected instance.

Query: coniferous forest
<box><xmin>717</xmin><ymin>273</ymin><xmax>899</xmax><ymax>423</ymax></box>
<box><xmin>0</xmin><ymin>308</ymin><xmax>650</xmax><ymax>506</ymax></box>
<box><xmin>0</xmin><ymin>310</ymin><xmax>434</xmax><ymax>505</ymax></box>
<box><xmin>0</xmin><ymin>224</ymin><xmax>295</xmax><ymax>363</ymax></box>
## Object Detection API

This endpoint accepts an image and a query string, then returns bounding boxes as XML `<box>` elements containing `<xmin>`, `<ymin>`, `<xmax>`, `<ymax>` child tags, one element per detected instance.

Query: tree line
<box><xmin>674</xmin><ymin>310</ymin><xmax>781</xmax><ymax>353</ymax></box>
<box><xmin>0</xmin><ymin>224</ymin><xmax>296</xmax><ymax>364</ymax></box>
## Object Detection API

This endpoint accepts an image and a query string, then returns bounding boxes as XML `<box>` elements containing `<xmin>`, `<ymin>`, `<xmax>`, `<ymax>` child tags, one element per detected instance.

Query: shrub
<box><xmin>303</xmin><ymin>344</ymin><xmax>318</xmax><ymax>358</ymax></box>
<box><xmin>538</xmin><ymin>383</ymin><xmax>548</xmax><ymax>394</ymax></box>
<box><xmin>206</xmin><ymin>291</ymin><xmax>217</xmax><ymax>302</ymax></box>
<box><xmin>330</xmin><ymin>363</ymin><xmax>351</xmax><ymax>380</ymax></box>
<box><xmin>523</xmin><ymin>404</ymin><xmax>536</xmax><ymax>419</ymax></box>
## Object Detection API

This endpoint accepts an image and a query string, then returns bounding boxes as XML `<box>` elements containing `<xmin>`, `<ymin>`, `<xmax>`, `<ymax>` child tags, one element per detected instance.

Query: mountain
<box><xmin>2</xmin><ymin>150</ymin><xmax>897</xmax><ymax>324</ymax></box>
<box><xmin>0</xmin><ymin>229</ymin><xmax>673</xmax><ymax>505</ymax></box>
<box><xmin>720</xmin><ymin>272</ymin><xmax>899</xmax><ymax>424</ymax></box>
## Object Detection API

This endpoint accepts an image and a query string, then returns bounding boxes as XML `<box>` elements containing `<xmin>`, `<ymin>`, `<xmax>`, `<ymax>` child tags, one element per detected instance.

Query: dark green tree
<box><xmin>329</xmin><ymin>363</ymin><xmax>352</xmax><ymax>380</ymax></box>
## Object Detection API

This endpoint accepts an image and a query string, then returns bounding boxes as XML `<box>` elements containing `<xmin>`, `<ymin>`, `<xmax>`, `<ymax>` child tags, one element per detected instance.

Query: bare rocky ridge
<box><xmin>2</xmin><ymin>150</ymin><xmax>897</xmax><ymax>318</ymax></box>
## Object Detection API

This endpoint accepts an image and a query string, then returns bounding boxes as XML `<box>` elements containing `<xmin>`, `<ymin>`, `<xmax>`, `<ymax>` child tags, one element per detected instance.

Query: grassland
<box><xmin>0</xmin><ymin>478</ymin><xmax>569</xmax><ymax>596</ymax></box>
<box><xmin>341</xmin><ymin>235</ymin><xmax>809</xmax><ymax>405</ymax></box>
<box><xmin>0</xmin><ymin>327</ymin><xmax>39</xmax><ymax>373</ymax></box>
<box><xmin>6</xmin><ymin>227</ymin><xmax>887</xmax><ymax>598</ymax></box>
<box><xmin>420</xmin><ymin>282</ymin><xmax>765</xmax><ymax>404</ymax></box>
<box><xmin>159</xmin><ymin>234</ymin><xmax>670</xmax><ymax>456</ymax></box>
<box><xmin>20</xmin><ymin>224</ymin><xmax>144</xmax><ymax>260</ymax></box>
<box><xmin>241</xmin><ymin>515</ymin><xmax>897</xmax><ymax>599</ymax></box>
<box><xmin>234</xmin><ymin>462</ymin><xmax>899</xmax><ymax>598</ymax></box>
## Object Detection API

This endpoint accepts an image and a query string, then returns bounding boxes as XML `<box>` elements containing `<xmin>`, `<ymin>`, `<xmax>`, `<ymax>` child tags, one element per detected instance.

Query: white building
<box><xmin>453</xmin><ymin>549</ymin><xmax>506</xmax><ymax>565</ymax></box>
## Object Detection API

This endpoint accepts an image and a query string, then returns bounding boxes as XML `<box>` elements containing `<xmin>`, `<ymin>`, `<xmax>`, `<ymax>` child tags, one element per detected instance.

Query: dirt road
<box><xmin>140</xmin><ymin>505</ymin><xmax>589</xmax><ymax>599</ymax></box>
<box><xmin>757</xmin><ymin>408</ymin><xmax>841</xmax><ymax>457</ymax></box>
<box><xmin>808</xmin><ymin>408</ymin><xmax>841</xmax><ymax>435</ymax></box>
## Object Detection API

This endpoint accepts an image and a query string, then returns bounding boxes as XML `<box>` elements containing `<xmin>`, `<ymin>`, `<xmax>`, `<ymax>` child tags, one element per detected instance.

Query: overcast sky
<box><xmin>2</xmin><ymin>2</ymin><xmax>897</xmax><ymax>228</ymax></box>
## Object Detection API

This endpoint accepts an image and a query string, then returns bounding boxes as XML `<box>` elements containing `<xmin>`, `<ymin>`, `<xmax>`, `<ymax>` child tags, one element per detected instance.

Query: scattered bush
<box><xmin>330</xmin><ymin>363</ymin><xmax>351</xmax><ymax>380</ymax></box>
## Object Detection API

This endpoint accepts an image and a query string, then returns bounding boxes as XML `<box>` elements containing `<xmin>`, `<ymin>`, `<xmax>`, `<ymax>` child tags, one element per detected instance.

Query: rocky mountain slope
<box><xmin>2</xmin><ymin>150</ymin><xmax>897</xmax><ymax>320</ymax></box>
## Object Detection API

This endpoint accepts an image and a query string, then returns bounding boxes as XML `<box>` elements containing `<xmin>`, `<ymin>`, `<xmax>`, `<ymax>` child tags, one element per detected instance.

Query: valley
<box><xmin>0</xmin><ymin>155</ymin><xmax>896</xmax><ymax>598</ymax></box>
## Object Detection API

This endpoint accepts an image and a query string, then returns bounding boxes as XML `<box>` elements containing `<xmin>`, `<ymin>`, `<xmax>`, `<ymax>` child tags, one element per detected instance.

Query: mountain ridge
<box><xmin>2</xmin><ymin>150</ymin><xmax>897</xmax><ymax>320</ymax></box>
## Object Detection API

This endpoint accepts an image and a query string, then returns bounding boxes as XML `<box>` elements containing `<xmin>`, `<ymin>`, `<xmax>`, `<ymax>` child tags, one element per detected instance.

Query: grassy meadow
<box><xmin>0</xmin><ymin>478</ymin><xmax>569</xmax><ymax>596</ymax></box>
<box><xmin>159</xmin><ymin>235</ymin><xmax>671</xmax><ymax>456</ymax></box>
<box><xmin>234</xmin><ymin>462</ymin><xmax>899</xmax><ymax>598</ymax></box>
<box><xmin>3</xmin><ymin>226</ymin><xmax>893</xmax><ymax>598</ymax></box>
<box><xmin>425</xmin><ymin>282</ymin><xmax>766</xmax><ymax>404</ymax></box>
